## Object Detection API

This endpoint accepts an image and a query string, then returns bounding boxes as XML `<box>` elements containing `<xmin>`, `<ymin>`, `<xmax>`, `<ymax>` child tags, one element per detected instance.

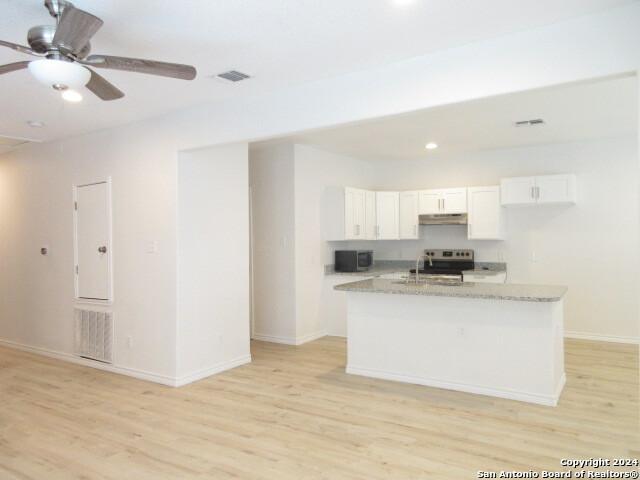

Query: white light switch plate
<box><xmin>146</xmin><ymin>241</ymin><xmax>158</xmax><ymax>254</ymax></box>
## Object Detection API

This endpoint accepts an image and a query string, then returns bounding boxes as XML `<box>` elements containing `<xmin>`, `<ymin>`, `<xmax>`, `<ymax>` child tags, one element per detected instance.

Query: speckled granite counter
<box><xmin>334</xmin><ymin>278</ymin><xmax>566</xmax><ymax>302</ymax></box>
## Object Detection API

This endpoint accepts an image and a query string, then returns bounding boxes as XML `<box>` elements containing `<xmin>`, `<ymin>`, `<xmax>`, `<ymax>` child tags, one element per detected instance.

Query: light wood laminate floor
<box><xmin>1</xmin><ymin>337</ymin><xmax>638</xmax><ymax>479</ymax></box>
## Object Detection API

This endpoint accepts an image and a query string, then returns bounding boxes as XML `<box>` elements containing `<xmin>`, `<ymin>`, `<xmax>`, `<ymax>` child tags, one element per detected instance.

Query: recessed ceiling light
<box><xmin>61</xmin><ymin>90</ymin><xmax>83</xmax><ymax>103</ymax></box>
<box><xmin>27</xmin><ymin>120</ymin><xmax>45</xmax><ymax>128</ymax></box>
<box><xmin>393</xmin><ymin>0</ymin><xmax>415</xmax><ymax>5</ymax></box>
<box><xmin>425</xmin><ymin>142</ymin><xmax>438</xmax><ymax>150</ymax></box>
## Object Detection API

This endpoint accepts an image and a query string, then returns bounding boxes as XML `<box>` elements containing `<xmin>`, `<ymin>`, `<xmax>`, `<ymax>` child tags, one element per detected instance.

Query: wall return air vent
<box><xmin>514</xmin><ymin>118</ymin><xmax>545</xmax><ymax>127</ymax></box>
<box><xmin>216</xmin><ymin>70</ymin><xmax>251</xmax><ymax>82</ymax></box>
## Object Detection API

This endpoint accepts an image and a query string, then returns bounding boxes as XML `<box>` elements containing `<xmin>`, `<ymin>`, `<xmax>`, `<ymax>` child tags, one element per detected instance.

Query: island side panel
<box><xmin>345</xmin><ymin>292</ymin><xmax>565</xmax><ymax>406</ymax></box>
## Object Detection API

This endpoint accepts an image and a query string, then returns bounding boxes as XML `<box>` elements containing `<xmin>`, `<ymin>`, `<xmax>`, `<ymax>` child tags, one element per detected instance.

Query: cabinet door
<box><xmin>344</xmin><ymin>187</ymin><xmax>365</xmax><ymax>239</ymax></box>
<box><xmin>418</xmin><ymin>190</ymin><xmax>441</xmax><ymax>214</ymax></box>
<box><xmin>441</xmin><ymin>188</ymin><xmax>467</xmax><ymax>213</ymax></box>
<box><xmin>364</xmin><ymin>190</ymin><xmax>377</xmax><ymax>240</ymax></box>
<box><xmin>467</xmin><ymin>186</ymin><xmax>503</xmax><ymax>240</ymax></box>
<box><xmin>399</xmin><ymin>191</ymin><xmax>419</xmax><ymax>239</ymax></box>
<box><xmin>536</xmin><ymin>174</ymin><xmax>576</xmax><ymax>204</ymax></box>
<box><xmin>500</xmin><ymin>177</ymin><xmax>536</xmax><ymax>206</ymax></box>
<box><xmin>375</xmin><ymin>192</ymin><xmax>400</xmax><ymax>240</ymax></box>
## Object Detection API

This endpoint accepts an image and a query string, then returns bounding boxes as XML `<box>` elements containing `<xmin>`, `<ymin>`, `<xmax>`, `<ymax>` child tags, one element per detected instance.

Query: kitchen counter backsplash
<box><xmin>325</xmin><ymin>260</ymin><xmax>413</xmax><ymax>276</ymax></box>
<box><xmin>470</xmin><ymin>262</ymin><xmax>507</xmax><ymax>272</ymax></box>
<box><xmin>325</xmin><ymin>260</ymin><xmax>506</xmax><ymax>277</ymax></box>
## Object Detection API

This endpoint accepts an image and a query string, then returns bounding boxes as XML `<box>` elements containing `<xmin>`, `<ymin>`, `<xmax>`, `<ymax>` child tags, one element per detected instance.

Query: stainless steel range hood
<box><xmin>419</xmin><ymin>213</ymin><xmax>468</xmax><ymax>225</ymax></box>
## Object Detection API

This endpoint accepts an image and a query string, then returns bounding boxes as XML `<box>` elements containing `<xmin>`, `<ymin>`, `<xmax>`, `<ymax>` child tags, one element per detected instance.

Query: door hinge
<box><xmin>75</xmin><ymin>265</ymin><xmax>78</xmax><ymax>274</ymax></box>
<box><xmin>74</xmin><ymin>201</ymin><xmax>78</xmax><ymax>211</ymax></box>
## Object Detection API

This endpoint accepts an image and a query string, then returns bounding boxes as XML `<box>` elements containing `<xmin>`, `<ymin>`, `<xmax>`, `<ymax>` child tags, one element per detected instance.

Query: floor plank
<box><xmin>0</xmin><ymin>338</ymin><xmax>638</xmax><ymax>479</ymax></box>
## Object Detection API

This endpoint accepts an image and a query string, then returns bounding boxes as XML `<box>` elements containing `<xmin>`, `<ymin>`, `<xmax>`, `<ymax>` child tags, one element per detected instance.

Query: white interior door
<box><xmin>75</xmin><ymin>182</ymin><xmax>111</xmax><ymax>301</ymax></box>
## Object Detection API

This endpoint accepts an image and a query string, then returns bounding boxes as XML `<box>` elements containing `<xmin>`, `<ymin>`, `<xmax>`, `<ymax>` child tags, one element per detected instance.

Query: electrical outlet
<box><xmin>146</xmin><ymin>241</ymin><xmax>158</xmax><ymax>254</ymax></box>
<box><xmin>127</xmin><ymin>336</ymin><xmax>133</xmax><ymax>348</ymax></box>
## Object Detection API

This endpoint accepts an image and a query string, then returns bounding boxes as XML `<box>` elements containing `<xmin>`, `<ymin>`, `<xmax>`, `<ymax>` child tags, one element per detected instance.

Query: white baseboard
<box><xmin>252</xmin><ymin>330</ymin><xmax>327</xmax><ymax>346</ymax></box>
<box><xmin>0</xmin><ymin>338</ymin><xmax>251</xmax><ymax>387</ymax></box>
<box><xmin>175</xmin><ymin>355</ymin><xmax>252</xmax><ymax>387</ymax></box>
<box><xmin>346</xmin><ymin>364</ymin><xmax>565</xmax><ymax>406</ymax></box>
<box><xmin>565</xmin><ymin>331</ymin><xmax>639</xmax><ymax>345</ymax></box>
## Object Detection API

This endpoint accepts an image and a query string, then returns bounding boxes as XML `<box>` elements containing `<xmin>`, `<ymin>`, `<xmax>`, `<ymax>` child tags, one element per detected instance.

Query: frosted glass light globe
<box><xmin>28</xmin><ymin>59</ymin><xmax>90</xmax><ymax>90</ymax></box>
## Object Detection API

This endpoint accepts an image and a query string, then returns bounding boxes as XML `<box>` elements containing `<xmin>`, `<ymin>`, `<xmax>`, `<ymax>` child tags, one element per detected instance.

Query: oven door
<box><xmin>357</xmin><ymin>251</ymin><xmax>372</xmax><ymax>270</ymax></box>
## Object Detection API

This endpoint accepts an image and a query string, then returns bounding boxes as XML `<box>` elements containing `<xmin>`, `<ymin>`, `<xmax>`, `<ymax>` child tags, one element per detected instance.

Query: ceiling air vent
<box><xmin>514</xmin><ymin>118</ymin><xmax>545</xmax><ymax>127</ymax></box>
<box><xmin>216</xmin><ymin>70</ymin><xmax>251</xmax><ymax>83</ymax></box>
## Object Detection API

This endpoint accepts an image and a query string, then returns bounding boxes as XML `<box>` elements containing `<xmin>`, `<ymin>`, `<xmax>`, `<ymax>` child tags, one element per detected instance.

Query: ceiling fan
<box><xmin>0</xmin><ymin>0</ymin><xmax>197</xmax><ymax>102</ymax></box>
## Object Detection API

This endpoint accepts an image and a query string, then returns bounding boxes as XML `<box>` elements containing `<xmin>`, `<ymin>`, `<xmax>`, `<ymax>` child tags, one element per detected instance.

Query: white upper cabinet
<box><xmin>375</xmin><ymin>191</ymin><xmax>400</xmax><ymax>240</ymax></box>
<box><xmin>536</xmin><ymin>174</ymin><xmax>577</xmax><ymax>204</ymax></box>
<box><xmin>399</xmin><ymin>191</ymin><xmax>420</xmax><ymax>239</ymax></box>
<box><xmin>344</xmin><ymin>187</ymin><xmax>366</xmax><ymax>240</ymax></box>
<box><xmin>442</xmin><ymin>188</ymin><xmax>468</xmax><ymax>213</ymax></box>
<box><xmin>467</xmin><ymin>186</ymin><xmax>504</xmax><ymax>240</ymax></box>
<box><xmin>501</xmin><ymin>174</ymin><xmax>576</xmax><ymax>206</ymax></box>
<box><xmin>418</xmin><ymin>190</ymin><xmax>441</xmax><ymax>215</ymax></box>
<box><xmin>419</xmin><ymin>188</ymin><xmax>468</xmax><ymax>214</ymax></box>
<box><xmin>364</xmin><ymin>190</ymin><xmax>377</xmax><ymax>240</ymax></box>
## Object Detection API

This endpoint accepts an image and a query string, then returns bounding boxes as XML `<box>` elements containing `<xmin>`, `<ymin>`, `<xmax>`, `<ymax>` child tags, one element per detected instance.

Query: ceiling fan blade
<box><xmin>0</xmin><ymin>40</ymin><xmax>39</xmax><ymax>56</ymax></box>
<box><xmin>86</xmin><ymin>68</ymin><xmax>124</xmax><ymax>101</ymax></box>
<box><xmin>83</xmin><ymin>55</ymin><xmax>197</xmax><ymax>80</ymax></box>
<box><xmin>0</xmin><ymin>61</ymin><xmax>30</xmax><ymax>75</ymax></box>
<box><xmin>53</xmin><ymin>6</ymin><xmax>103</xmax><ymax>55</ymax></box>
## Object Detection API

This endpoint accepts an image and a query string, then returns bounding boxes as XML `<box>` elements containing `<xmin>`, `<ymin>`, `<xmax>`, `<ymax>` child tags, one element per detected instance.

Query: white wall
<box><xmin>293</xmin><ymin>145</ymin><xmax>377</xmax><ymax>341</ymax></box>
<box><xmin>249</xmin><ymin>143</ymin><xmax>375</xmax><ymax>343</ymax></box>
<box><xmin>249</xmin><ymin>144</ymin><xmax>297</xmax><ymax>342</ymax></box>
<box><xmin>0</xmin><ymin>125</ymin><xmax>179</xmax><ymax>381</ymax></box>
<box><xmin>177</xmin><ymin>144</ymin><xmax>251</xmax><ymax>382</ymax></box>
<box><xmin>330</xmin><ymin>137</ymin><xmax>638</xmax><ymax>342</ymax></box>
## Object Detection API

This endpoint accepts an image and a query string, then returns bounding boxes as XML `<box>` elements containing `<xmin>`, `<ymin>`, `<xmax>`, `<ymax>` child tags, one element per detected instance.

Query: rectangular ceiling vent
<box><xmin>514</xmin><ymin>118</ymin><xmax>545</xmax><ymax>127</ymax></box>
<box><xmin>216</xmin><ymin>70</ymin><xmax>251</xmax><ymax>83</ymax></box>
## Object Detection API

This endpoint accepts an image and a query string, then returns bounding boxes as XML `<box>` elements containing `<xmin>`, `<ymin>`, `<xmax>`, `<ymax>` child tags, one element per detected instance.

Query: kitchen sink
<box><xmin>392</xmin><ymin>278</ymin><xmax>463</xmax><ymax>287</ymax></box>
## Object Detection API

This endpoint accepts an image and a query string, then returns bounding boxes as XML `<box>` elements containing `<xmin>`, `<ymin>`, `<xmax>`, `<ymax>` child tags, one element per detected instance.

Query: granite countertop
<box><xmin>334</xmin><ymin>278</ymin><xmax>567</xmax><ymax>302</ymax></box>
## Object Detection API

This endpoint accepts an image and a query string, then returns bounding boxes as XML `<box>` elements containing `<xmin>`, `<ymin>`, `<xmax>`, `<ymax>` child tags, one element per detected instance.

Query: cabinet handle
<box><xmin>376</xmin><ymin>225</ymin><xmax>380</xmax><ymax>237</ymax></box>
<box><xmin>356</xmin><ymin>224</ymin><xmax>360</xmax><ymax>235</ymax></box>
<box><xmin>536</xmin><ymin>186</ymin><xmax>540</xmax><ymax>199</ymax></box>
<box><xmin>442</xmin><ymin>198</ymin><xmax>445</xmax><ymax>211</ymax></box>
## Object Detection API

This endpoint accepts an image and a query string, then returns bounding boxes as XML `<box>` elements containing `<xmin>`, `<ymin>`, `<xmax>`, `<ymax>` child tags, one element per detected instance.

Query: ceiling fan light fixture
<box><xmin>28</xmin><ymin>59</ymin><xmax>90</xmax><ymax>90</ymax></box>
<box><xmin>61</xmin><ymin>89</ymin><xmax>83</xmax><ymax>103</ymax></box>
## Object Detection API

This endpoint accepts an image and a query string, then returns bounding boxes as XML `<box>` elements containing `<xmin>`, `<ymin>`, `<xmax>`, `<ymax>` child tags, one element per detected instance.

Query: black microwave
<box><xmin>334</xmin><ymin>250</ymin><xmax>373</xmax><ymax>272</ymax></box>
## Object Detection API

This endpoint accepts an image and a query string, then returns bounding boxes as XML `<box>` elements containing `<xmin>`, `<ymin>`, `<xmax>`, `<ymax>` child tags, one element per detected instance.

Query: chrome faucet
<box><xmin>415</xmin><ymin>254</ymin><xmax>433</xmax><ymax>283</ymax></box>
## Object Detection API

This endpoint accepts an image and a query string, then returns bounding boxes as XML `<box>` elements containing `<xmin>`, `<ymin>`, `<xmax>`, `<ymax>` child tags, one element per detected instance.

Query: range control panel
<box><xmin>424</xmin><ymin>249</ymin><xmax>474</xmax><ymax>261</ymax></box>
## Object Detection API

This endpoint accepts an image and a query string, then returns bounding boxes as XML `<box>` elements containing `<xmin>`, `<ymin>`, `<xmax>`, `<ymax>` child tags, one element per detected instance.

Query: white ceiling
<box><xmin>277</xmin><ymin>75</ymin><xmax>638</xmax><ymax>160</ymax></box>
<box><xmin>0</xmin><ymin>0</ymin><xmax>636</xmax><ymax>148</ymax></box>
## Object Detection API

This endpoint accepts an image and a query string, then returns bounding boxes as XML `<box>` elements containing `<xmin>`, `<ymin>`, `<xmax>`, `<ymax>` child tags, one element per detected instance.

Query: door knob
<box><xmin>98</xmin><ymin>246</ymin><xmax>107</xmax><ymax>254</ymax></box>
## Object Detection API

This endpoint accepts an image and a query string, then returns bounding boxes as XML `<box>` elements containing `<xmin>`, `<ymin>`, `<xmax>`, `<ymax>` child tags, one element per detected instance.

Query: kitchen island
<box><xmin>335</xmin><ymin>278</ymin><xmax>567</xmax><ymax>406</ymax></box>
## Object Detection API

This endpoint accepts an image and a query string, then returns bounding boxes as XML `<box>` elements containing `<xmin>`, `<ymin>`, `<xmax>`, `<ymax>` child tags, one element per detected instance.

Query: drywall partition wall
<box><xmin>293</xmin><ymin>144</ymin><xmax>377</xmax><ymax>342</ymax></box>
<box><xmin>177</xmin><ymin>144</ymin><xmax>251</xmax><ymax>383</ymax></box>
<box><xmin>0</xmin><ymin>125</ymin><xmax>179</xmax><ymax>383</ymax></box>
<box><xmin>249</xmin><ymin>144</ymin><xmax>297</xmax><ymax>343</ymax></box>
<box><xmin>345</xmin><ymin>137</ymin><xmax>637</xmax><ymax>343</ymax></box>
